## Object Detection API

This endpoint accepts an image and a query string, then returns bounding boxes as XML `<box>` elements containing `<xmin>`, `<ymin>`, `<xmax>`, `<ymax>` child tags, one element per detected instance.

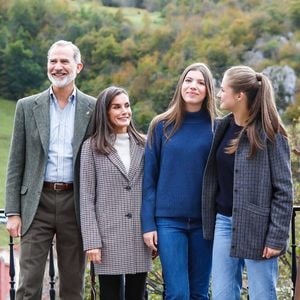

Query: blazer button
<box><xmin>125</xmin><ymin>213</ymin><xmax>132</xmax><ymax>218</ymax></box>
<box><xmin>125</xmin><ymin>186</ymin><xmax>131</xmax><ymax>191</ymax></box>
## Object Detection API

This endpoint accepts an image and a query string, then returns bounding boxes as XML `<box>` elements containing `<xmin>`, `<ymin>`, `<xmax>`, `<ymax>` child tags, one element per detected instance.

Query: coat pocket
<box><xmin>243</xmin><ymin>202</ymin><xmax>270</xmax><ymax>216</ymax></box>
<box><xmin>236</xmin><ymin>203</ymin><xmax>270</xmax><ymax>253</ymax></box>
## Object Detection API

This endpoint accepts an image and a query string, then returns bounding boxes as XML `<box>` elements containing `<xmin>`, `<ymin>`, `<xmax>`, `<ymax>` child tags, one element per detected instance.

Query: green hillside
<box><xmin>0</xmin><ymin>0</ymin><xmax>299</xmax><ymax>132</ymax></box>
<box><xmin>0</xmin><ymin>99</ymin><xmax>15</xmax><ymax>207</ymax></box>
<box><xmin>0</xmin><ymin>99</ymin><xmax>15</xmax><ymax>246</ymax></box>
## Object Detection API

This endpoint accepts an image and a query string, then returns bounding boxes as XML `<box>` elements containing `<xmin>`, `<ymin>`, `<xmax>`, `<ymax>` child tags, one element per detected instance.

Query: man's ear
<box><xmin>76</xmin><ymin>63</ymin><xmax>84</xmax><ymax>74</ymax></box>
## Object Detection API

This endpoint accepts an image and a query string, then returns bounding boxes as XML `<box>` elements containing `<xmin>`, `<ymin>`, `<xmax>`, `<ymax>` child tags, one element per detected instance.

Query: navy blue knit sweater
<box><xmin>141</xmin><ymin>109</ymin><xmax>213</xmax><ymax>233</ymax></box>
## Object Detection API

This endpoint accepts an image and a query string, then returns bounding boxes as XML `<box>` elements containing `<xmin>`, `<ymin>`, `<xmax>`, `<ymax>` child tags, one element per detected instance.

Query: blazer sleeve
<box><xmin>265</xmin><ymin>133</ymin><xmax>293</xmax><ymax>250</ymax></box>
<box><xmin>141</xmin><ymin>122</ymin><xmax>163</xmax><ymax>233</ymax></box>
<box><xmin>80</xmin><ymin>140</ymin><xmax>102</xmax><ymax>251</ymax></box>
<box><xmin>5</xmin><ymin>100</ymin><xmax>26</xmax><ymax>215</ymax></box>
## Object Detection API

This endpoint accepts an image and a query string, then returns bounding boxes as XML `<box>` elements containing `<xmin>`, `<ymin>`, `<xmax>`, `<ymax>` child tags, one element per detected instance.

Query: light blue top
<box><xmin>44</xmin><ymin>87</ymin><xmax>76</xmax><ymax>183</ymax></box>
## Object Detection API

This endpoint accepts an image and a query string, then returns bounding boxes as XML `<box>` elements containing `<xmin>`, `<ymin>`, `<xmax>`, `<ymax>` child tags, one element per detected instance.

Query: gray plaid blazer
<box><xmin>80</xmin><ymin>135</ymin><xmax>152</xmax><ymax>274</ymax></box>
<box><xmin>202</xmin><ymin>114</ymin><xmax>293</xmax><ymax>260</ymax></box>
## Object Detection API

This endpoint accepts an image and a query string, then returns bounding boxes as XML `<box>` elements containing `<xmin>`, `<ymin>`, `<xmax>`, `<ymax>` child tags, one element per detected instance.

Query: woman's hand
<box><xmin>86</xmin><ymin>248</ymin><xmax>102</xmax><ymax>264</ymax></box>
<box><xmin>262</xmin><ymin>247</ymin><xmax>281</xmax><ymax>259</ymax></box>
<box><xmin>143</xmin><ymin>231</ymin><xmax>158</xmax><ymax>252</ymax></box>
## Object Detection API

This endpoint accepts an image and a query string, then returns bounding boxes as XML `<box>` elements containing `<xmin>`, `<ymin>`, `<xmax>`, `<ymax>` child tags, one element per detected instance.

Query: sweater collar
<box><xmin>183</xmin><ymin>109</ymin><xmax>208</xmax><ymax>123</ymax></box>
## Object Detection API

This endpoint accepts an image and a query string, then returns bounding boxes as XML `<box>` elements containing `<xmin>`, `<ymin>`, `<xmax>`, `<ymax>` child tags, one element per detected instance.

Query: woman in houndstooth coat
<box><xmin>80</xmin><ymin>86</ymin><xmax>152</xmax><ymax>300</ymax></box>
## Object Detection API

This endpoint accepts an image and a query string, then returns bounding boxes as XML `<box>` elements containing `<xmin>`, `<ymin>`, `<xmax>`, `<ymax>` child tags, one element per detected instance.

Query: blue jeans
<box><xmin>212</xmin><ymin>213</ymin><xmax>278</xmax><ymax>300</ymax></box>
<box><xmin>156</xmin><ymin>217</ymin><xmax>213</xmax><ymax>300</ymax></box>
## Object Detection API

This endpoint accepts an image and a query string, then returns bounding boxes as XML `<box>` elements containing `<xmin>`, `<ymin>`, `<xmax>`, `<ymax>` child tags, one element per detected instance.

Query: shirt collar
<box><xmin>49</xmin><ymin>86</ymin><xmax>77</xmax><ymax>106</ymax></box>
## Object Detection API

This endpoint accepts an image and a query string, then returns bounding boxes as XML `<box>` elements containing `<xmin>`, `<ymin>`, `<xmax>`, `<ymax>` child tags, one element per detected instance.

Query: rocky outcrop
<box><xmin>262</xmin><ymin>65</ymin><xmax>297</xmax><ymax>111</ymax></box>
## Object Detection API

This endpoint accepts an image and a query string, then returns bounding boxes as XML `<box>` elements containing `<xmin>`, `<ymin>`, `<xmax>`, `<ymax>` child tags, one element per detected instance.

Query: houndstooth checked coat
<box><xmin>202</xmin><ymin>114</ymin><xmax>293</xmax><ymax>260</ymax></box>
<box><xmin>80</xmin><ymin>135</ymin><xmax>152</xmax><ymax>274</ymax></box>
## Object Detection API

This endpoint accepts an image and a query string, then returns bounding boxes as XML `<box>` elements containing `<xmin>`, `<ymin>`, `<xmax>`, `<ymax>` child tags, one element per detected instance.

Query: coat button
<box><xmin>125</xmin><ymin>186</ymin><xmax>131</xmax><ymax>190</ymax></box>
<box><xmin>125</xmin><ymin>213</ymin><xmax>132</xmax><ymax>218</ymax></box>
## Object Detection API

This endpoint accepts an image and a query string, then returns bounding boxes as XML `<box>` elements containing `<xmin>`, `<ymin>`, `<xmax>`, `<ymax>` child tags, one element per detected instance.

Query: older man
<box><xmin>5</xmin><ymin>40</ymin><xmax>95</xmax><ymax>299</ymax></box>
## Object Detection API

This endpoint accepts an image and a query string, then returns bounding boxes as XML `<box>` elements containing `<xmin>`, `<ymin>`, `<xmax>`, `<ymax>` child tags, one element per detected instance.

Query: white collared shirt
<box><xmin>44</xmin><ymin>87</ymin><xmax>76</xmax><ymax>183</ymax></box>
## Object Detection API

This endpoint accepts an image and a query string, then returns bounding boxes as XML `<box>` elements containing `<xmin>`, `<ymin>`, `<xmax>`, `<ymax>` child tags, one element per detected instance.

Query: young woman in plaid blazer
<box><xmin>80</xmin><ymin>86</ymin><xmax>152</xmax><ymax>300</ymax></box>
<box><xmin>202</xmin><ymin>65</ymin><xmax>293</xmax><ymax>300</ymax></box>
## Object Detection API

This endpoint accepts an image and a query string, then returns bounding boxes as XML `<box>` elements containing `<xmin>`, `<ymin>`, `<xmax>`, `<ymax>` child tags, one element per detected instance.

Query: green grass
<box><xmin>113</xmin><ymin>7</ymin><xmax>164</xmax><ymax>27</ymax></box>
<box><xmin>0</xmin><ymin>98</ymin><xmax>15</xmax><ymax>207</ymax></box>
<box><xmin>74</xmin><ymin>2</ymin><xmax>164</xmax><ymax>27</ymax></box>
<box><xmin>0</xmin><ymin>98</ymin><xmax>16</xmax><ymax>247</ymax></box>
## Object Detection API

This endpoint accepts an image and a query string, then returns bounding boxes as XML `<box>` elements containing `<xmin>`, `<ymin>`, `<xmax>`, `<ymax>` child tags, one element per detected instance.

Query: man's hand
<box><xmin>6</xmin><ymin>215</ymin><xmax>22</xmax><ymax>237</ymax></box>
<box><xmin>86</xmin><ymin>248</ymin><xmax>102</xmax><ymax>264</ymax></box>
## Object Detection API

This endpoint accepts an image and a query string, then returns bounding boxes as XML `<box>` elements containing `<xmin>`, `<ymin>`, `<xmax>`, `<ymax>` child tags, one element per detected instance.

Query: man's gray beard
<box><xmin>48</xmin><ymin>72</ymin><xmax>76</xmax><ymax>88</ymax></box>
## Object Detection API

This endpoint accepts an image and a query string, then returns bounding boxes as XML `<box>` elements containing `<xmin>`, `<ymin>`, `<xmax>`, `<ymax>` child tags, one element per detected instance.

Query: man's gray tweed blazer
<box><xmin>202</xmin><ymin>114</ymin><xmax>293</xmax><ymax>260</ymax></box>
<box><xmin>5</xmin><ymin>89</ymin><xmax>95</xmax><ymax>235</ymax></box>
<box><xmin>80</xmin><ymin>135</ymin><xmax>152</xmax><ymax>274</ymax></box>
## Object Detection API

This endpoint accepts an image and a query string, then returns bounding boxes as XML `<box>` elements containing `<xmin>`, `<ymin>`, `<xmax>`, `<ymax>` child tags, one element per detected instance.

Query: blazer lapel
<box><xmin>32</xmin><ymin>90</ymin><xmax>50</xmax><ymax>155</ymax></box>
<box><xmin>73</xmin><ymin>90</ymin><xmax>94</xmax><ymax>161</ymax></box>
<box><xmin>107</xmin><ymin>136</ymin><xmax>144</xmax><ymax>181</ymax></box>
<box><xmin>108</xmin><ymin>149</ymin><xmax>129</xmax><ymax>179</ymax></box>
<box><xmin>127</xmin><ymin>138</ymin><xmax>143</xmax><ymax>181</ymax></box>
<box><xmin>208</xmin><ymin>114</ymin><xmax>233</xmax><ymax>159</ymax></box>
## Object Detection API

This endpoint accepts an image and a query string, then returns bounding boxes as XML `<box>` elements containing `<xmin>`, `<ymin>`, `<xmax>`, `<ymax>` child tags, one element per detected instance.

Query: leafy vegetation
<box><xmin>0</xmin><ymin>99</ymin><xmax>15</xmax><ymax>208</ymax></box>
<box><xmin>0</xmin><ymin>0</ymin><xmax>299</xmax><ymax>131</ymax></box>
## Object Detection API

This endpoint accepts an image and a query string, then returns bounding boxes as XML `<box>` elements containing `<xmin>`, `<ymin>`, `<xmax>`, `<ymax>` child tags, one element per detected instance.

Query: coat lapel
<box><xmin>107</xmin><ymin>136</ymin><xmax>144</xmax><ymax>181</ymax></box>
<box><xmin>73</xmin><ymin>90</ymin><xmax>94</xmax><ymax>161</ymax></box>
<box><xmin>128</xmin><ymin>138</ymin><xmax>143</xmax><ymax>181</ymax></box>
<box><xmin>210</xmin><ymin>114</ymin><xmax>233</xmax><ymax>155</ymax></box>
<box><xmin>205</xmin><ymin>114</ymin><xmax>233</xmax><ymax>169</ymax></box>
<box><xmin>32</xmin><ymin>90</ymin><xmax>50</xmax><ymax>155</ymax></box>
<box><xmin>108</xmin><ymin>149</ymin><xmax>129</xmax><ymax>179</ymax></box>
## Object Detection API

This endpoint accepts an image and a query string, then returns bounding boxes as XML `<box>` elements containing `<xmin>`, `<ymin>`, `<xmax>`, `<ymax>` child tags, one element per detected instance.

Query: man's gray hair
<box><xmin>48</xmin><ymin>40</ymin><xmax>81</xmax><ymax>64</ymax></box>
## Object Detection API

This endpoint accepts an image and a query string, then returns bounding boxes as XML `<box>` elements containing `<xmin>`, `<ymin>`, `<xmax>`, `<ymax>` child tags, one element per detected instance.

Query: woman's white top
<box><xmin>114</xmin><ymin>133</ymin><xmax>131</xmax><ymax>173</ymax></box>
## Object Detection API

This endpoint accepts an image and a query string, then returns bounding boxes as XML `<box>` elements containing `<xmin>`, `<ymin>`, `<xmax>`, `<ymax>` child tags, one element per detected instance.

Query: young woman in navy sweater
<box><xmin>141</xmin><ymin>63</ymin><xmax>217</xmax><ymax>299</ymax></box>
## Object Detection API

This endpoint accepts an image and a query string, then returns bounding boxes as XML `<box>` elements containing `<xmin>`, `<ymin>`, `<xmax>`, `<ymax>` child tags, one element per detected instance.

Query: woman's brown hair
<box><xmin>90</xmin><ymin>86</ymin><xmax>145</xmax><ymax>155</ymax></box>
<box><xmin>224</xmin><ymin>65</ymin><xmax>287</xmax><ymax>158</ymax></box>
<box><xmin>147</xmin><ymin>63</ymin><xmax>217</xmax><ymax>144</ymax></box>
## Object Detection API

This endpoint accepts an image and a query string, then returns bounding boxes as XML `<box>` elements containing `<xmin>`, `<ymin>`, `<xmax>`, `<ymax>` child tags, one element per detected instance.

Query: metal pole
<box><xmin>291</xmin><ymin>207</ymin><xmax>300</xmax><ymax>299</ymax></box>
<box><xmin>120</xmin><ymin>274</ymin><xmax>125</xmax><ymax>300</ymax></box>
<box><xmin>9</xmin><ymin>236</ymin><xmax>15</xmax><ymax>300</ymax></box>
<box><xmin>49</xmin><ymin>241</ymin><xmax>55</xmax><ymax>300</ymax></box>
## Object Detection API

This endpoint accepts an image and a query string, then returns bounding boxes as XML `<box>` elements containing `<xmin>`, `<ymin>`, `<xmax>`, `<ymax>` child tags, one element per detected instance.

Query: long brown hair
<box><xmin>224</xmin><ymin>65</ymin><xmax>287</xmax><ymax>158</ymax></box>
<box><xmin>90</xmin><ymin>86</ymin><xmax>145</xmax><ymax>155</ymax></box>
<box><xmin>147</xmin><ymin>63</ymin><xmax>217</xmax><ymax>143</ymax></box>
